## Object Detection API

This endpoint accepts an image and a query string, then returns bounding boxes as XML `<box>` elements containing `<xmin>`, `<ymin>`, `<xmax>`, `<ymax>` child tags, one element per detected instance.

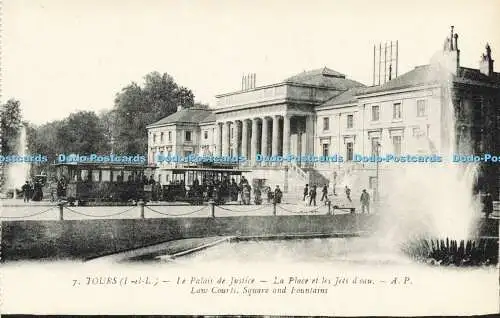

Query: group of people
<box><xmin>154</xmin><ymin>175</ymin><xmax>283</xmax><ymax>205</ymax></box>
<box><xmin>186</xmin><ymin>176</ymin><xmax>283</xmax><ymax>205</ymax></box>
<box><xmin>21</xmin><ymin>179</ymin><xmax>46</xmax><ymax>202</ymax></box>
<box><xmin>302</xmin><ymin>183</ymin><xmax>371</xmax><ymax>213</ymax></box>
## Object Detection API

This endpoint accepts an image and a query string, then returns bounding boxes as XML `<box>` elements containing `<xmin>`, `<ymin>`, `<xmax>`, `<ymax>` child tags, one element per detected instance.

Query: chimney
<box><xmin>450</xmin><ymin>26</ymin><xmax>454</xmax><ymax>50</ymax></box>
<box><xmin>247</xmin><ymin>73</ymin><xmax>251</xmax><ymax>89</ymax></box>
<box><xmin>479</xmin><ymin>43</ymin><xmax>494</xmax><ymax>76</ymax></box>
<box><xmin>435</xmin><ymin>26</ymin><xmax>460</xmax><ymax>75</ymax></box>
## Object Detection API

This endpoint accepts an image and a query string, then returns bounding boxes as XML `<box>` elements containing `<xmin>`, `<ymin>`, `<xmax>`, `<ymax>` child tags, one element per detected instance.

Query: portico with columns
<box><xmin>214</xmin><ymin>109</ymin><xmax>315</xmax><ymax>166</ymax></box>
<box><xmin>210</xmin><ymin>68</ymin><xmax>364</xmax><ymax>191</ymax></box>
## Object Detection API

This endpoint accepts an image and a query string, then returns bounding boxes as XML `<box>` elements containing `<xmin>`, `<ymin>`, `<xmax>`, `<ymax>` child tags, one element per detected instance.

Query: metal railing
<box><xmin>0</xmin><ymin>199</ymin><xmax>347</xmax><ymax>220</ymax></box>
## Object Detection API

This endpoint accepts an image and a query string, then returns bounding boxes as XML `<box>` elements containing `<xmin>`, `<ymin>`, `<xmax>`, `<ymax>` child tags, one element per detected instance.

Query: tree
<box><xmin>0</xmin><ymin>99</ymin><xmax>22</xmax><ymax>154</ymax></box>
<box><xmin>112</xmin><ymin>72</ymin><xmax>195</xmax><ymax>153</ymax></box>
<box><xmin>27</xmin><ymin>120</ymin><xmax>66</xmax><ymax>161</ymax></box>
<box><xmin>98</xmin><ymin>109</ymin><xmax>115</xmax><ymax>151</ymax></box>
<box><xmin>57</xmin><ymin>111</ymin><xmax>110</xmax><ymax>154</ymax></box>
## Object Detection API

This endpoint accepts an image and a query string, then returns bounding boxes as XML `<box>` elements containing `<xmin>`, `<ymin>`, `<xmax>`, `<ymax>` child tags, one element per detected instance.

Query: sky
<box><xmin>2</xmin><ymin>0</ymin><xmax>499</xmax><ymax>124</ymax></box>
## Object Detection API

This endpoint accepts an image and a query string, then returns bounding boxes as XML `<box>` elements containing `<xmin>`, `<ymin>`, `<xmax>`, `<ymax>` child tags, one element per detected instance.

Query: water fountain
<box><xmin>5</xmin><ymin>124</ymin><xmax>31</xmax><ymax>198</ymax></box>
<box><xmin>373</xmin><ymin>56</ymin><xmax>496</xmax><ymax>265</ymax></box>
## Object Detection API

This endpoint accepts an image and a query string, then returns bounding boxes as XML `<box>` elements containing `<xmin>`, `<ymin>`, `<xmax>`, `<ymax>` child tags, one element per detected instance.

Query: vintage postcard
<box><xmin>1</xmin><ymin>0</ymin><xmax>499</xmax><ymax>316</ymax></box>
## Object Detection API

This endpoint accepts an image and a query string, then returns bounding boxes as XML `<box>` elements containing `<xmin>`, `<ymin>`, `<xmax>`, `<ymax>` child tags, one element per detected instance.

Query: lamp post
<box><xmin>375</xmin><ymin>142</ymin><xmax>381</xmax><ymax>202</ymax></box>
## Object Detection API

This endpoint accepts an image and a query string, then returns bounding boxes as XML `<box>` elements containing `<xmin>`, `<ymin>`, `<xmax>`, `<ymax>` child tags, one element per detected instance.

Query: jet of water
<box><xmin>6</xmin><ymin>125</ymin><xmax>31</xmax><ymax>195</ymax></box>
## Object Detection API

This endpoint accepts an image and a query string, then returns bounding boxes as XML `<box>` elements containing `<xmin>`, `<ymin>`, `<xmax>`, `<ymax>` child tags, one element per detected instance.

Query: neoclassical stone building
<box><xmin>147</xmin><ymin>28</ymin><xmax>500</xmax><ymax>198</ymax></box>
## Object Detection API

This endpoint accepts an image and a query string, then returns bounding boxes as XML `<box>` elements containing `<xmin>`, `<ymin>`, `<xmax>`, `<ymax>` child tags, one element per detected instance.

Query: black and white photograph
<box><xmin>0</xmin><ymin>0</ymin><xmax>499</xmax><ymax>316</ymax></box>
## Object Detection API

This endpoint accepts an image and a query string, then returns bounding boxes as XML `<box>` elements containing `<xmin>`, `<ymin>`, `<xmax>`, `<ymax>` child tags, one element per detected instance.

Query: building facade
<box><xmin>147</xmin><ymin>28</ymin><xmax>500</xmax><ymax>198</ymax></box>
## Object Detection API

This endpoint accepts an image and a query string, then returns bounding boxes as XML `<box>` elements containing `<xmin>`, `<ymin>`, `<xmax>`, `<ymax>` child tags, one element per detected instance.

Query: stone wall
<box><xmin>1</xmin><ymin>214</ymin><xmax>377</xmax><ymax>261</ymax></box>
<box><xmin>2</xmin><ymin>215</ymin><xmax>496</xmax><ymax>262</ymax></box>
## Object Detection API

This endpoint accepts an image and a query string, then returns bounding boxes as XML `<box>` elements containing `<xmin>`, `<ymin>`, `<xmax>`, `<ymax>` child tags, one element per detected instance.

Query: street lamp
<box><xmin>375</xmin><ymin>142</ymin><xmax>381</xmax><ymax>202</ymax></box>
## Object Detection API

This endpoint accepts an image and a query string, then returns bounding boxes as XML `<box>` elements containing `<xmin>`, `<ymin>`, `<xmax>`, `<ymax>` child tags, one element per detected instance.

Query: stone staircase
<box><xmin>288</xmin><ymin>162</ymin><xmax>330</xmax><ymax>188</ymax></box>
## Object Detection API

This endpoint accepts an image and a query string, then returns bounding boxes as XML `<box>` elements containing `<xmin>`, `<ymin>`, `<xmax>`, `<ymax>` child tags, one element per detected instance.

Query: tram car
<box><xmin>53</xmin><ymin>162</ymin><xmax>155</xmax><ymax>205</ymax></box>
<box><xmin>160</xmin><ymin>163</ymin><xmax>251</xmax><ymax>204</ymax></box>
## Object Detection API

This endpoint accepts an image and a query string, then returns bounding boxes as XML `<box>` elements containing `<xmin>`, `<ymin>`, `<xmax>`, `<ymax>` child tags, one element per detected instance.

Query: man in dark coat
<box><xmin>360</xmin><ymin>189</ymin><xmax>370</xmax><ymax>213</ymax></box>
<box><xmin>274</xmin><ymin>185</ymin><xmax>282</xmax><ymax>204</ymax></box>
<box><xmin>303</xmin><ymin>184</ymin><xmax>309</xmax><ymax>201</ymax></box>
<box><xmin>321</xmin><ymin>184</ymin><xmax>328</xmax><ymax>202</ymax></box>
<box><xmin>309</xmin><ymin>185</ymin><xmax>317</xmax><ymax>206</ymax></box>
<box><xmin>21</xmin><ymin>181</ymin><xmax>31</xmax><ymax>203</ymax></box>
<box><xmin>483</xmin><ymin>192</ymin><xmax>493</xmax><ymax>219</ymax></box>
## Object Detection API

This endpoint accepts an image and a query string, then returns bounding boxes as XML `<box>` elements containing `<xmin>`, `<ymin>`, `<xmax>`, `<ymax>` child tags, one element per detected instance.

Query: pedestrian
<box><xmin>345</xmin><ymin>186</ymin><xmax>352</xmax><ymax>202</ymax></box>
<box><xmin>303</xmin><ymin>184</ymin><xmax>309</xmax><ymax>201</ymax></box>
<box><xmin>267</xmin><ymin>186</ymin><xmax>273</xmax><ymax>203</ymax></box>
<box><xmin>21</xmin><ymin>181</ymin><xmax>31</xmax><ymax>203</ymax></box>
<box><xmin>254</xmin><ymin>187</ymin><xmax>262</xmax><ymax>205</ymax></box>
<box><xmin>243</xmin><ymin>184</ymin><xmax>251</xmax><ymax>205</ymax></box>
<box><xmin>309</xmin><ymin>185</ymin><xmax>317</xmax><ymax>206</ymax></box>
<box><xmin>237</xmin><ymin>185</ymin><xmax>243</xmax><ymax>205</ymax></box>
<box><xmin>321</xmin><ymin>184</ymin><xmax>328</xmax><ymax>202</ymax></box>
<box><xmin>483</xmin><ymin>191</ymin><xmax>493</xmax><ymax>219</ymax></box>
<box><xmin>360</xmin><ymin>189</ymin><xmax>370</xmax><ymax>213</ymax></box>
<box><xmin>274</xmin><ymin>185</ymin><xmax>282</xmax><ymax>204</ymax></box>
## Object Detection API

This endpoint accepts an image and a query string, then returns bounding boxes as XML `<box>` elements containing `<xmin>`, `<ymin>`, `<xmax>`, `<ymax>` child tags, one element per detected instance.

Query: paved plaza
<box><xmin>2</xmin><ymin>190</ymin><xmax>498</xmax><ymax>221</ymax></box>
<box><xmin>0</xmin><ymin>193</ymin><xmax>358</xmax><ymax>221</ymax></box>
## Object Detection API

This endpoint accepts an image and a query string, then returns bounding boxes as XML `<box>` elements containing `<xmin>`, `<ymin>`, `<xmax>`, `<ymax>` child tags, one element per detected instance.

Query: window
<box><xmin>372</xmin><ymin>106</ymin><xmax>380</xmax><ymax>121</ymax></box>
<box><xmin>323</xmin><ymin>117</ymin><xmax>329</xmax><ymax>131</ymax></box>
<box><xmin>369</xmin><ymin>176</ymin><xmax>377</xmax><ymax>189</ymax></box>
<box><xmin>417</xmin><ymin>100</ymin><xmax>427</xmax><ymax>117</ymax></box>
<box><xmin>347</xmin><ymin>115</ymin><xmax>354</xmax><ymax>128</ymax></box>
<box><xmin>346</xmin><ymin>142</ymin><xmax>354</xmax><ymax>161</ymax></box>
<box><xmin>92</xmin><ymin>170</ymin><xmax>100</xmax><ymax>182</ymax></box>
<box><xmin>392</xmin><ymin>136</ymin><xmax>402</xmax><ymax>156</ymax></box>
<box><xmin>322</xmin><ymin>144</ymin><xmax>329</xmax><ymax>157</ymax></box>
<box><xmin>80</xmin><ymin>169</ymin><xmax>89</xmax><ymax>181</ymax></box>
<box><xmin>204</xmin><ymin>131</ymin><xmax>208</xmax><ymax>140</ymax></box>
<box><xmin>160</xmin><ymin>132</ymin><xmax>164</xmax><ymax>143</ymax></box>
<box><xmin>393</xmin><ymin>103</ymin><xmax>402</xmax><ymax>120</ymax></box>
<box><xmin>371</xmin><ymin>137</ymin><xmax>380</xmax><ymax>156</ymax></box>
<box><xmin>123</xmin><ymin>171</ymin><xmax>131</xmax><ymax>182</ymax></box>
<box><xmin>101</xmin><ymin>170</ymin><xmax>111</xmax><ymax>182</ymax></box>
<box><xmin>184</xmin><ymin>151</ymin><xmax>192</xmax><ymax>157</ymax></box>
<box><xmin>412</xmin><ymin>127</ymin><xmax>420</xmax><ymax>137</ymax></box>
<box><xmin>153</xmin><ymin>134</ymin><xmax>156</xmax><ymax>144</ymax></box>
<box><xmin>168</xmin><ymin>131</ymin><xmax>172</xmax><ymax>141</ymax></box>
<box><xmin>185</xmin><ymin>131</ymin><xmax>192</xmax><ymax>142</ymax></box>
<box><xmin>112</xmin><ymin>171</ymin><xmax>121</xmax><ymax>182</ymax></box>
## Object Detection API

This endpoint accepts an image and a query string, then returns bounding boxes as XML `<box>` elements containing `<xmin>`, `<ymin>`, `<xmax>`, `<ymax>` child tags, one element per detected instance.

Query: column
<box><xmin>222</xmin><ymin>121</ymin><xmax>230</xmax><ymax>156</ymax></box>
<box><xmin>216</xmin><ymin>123</ymin><xmax>223</xmax><ymax>156</ymax></box>
<box><xmin>251</xmin><ymin>118</ymin><xmax>259</xmax><ymax>163</ymax></box>
<box><xmin>305</xmin><ymin>115</ymin><xmax>314</xmax><ymax>167</ymax></box>
<box><xmin>282</xmin><ymin>115</ymin><xmax>291</xmax><ymax>156</ymax></box>
<box><xmin>261</xmin><ymin>117</ymin><xmax>269</xmax><ymax>157</ymax></box>
<box><xmin>272</xmin><ymin>115</ymin><xmax>280</xmax><ymax>156</ymax></box>
<box><xmin>241</xmin><ymin>120</ymin><xmax>249</xmax><ymax>160</ymax></box>
<box><xmin>305</xmin><ymin>115</ymin><xmax>314</xmax><ymax>154</ymax></box>
<box><xmin>232</xmin><ymin>121</ymin><xmax>240</xmax><ymax>156</ymax></box>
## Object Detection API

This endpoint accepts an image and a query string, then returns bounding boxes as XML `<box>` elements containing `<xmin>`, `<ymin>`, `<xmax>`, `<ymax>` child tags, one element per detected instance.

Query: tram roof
<box><xmin>164</xmin><ymin>167</ymin><xmax>252</xmax><ymax>173</ymax></box>
<box><xmin>52</xmin><ymin>162</ymin><xmax>155</xmax><ymax>169</ymax></box>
